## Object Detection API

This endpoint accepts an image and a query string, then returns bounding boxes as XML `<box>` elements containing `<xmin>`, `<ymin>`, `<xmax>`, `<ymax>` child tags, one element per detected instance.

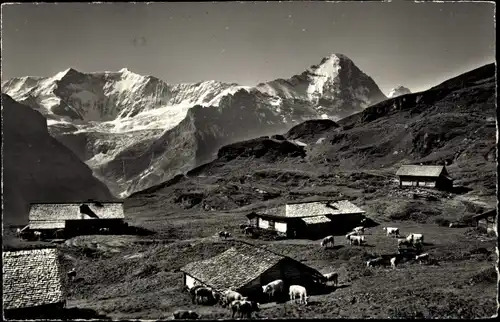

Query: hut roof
<box><xmin>180</xmin><ymin>243</ymin><xmax>284</xmax><ymax>291</ymax></box>
<box><xmin>255</xmin><ymin>200</ymin><xmax>364</xmax><ymax>219</ymax></box>
<box><xmin>395</xmin><ymin>165</ymin><xmax>448</xmax><ymax>178</ymax></box>
<box><xmin>2</xmin><ymin>248</ymin><xmax>64</xmax><ymax>310</ymax></box>
<box><xmin>28</xmin><ymin>202</ymin><xmax>125</xmax><ymax>229</ymax></box>
<box><xmin>473</xmin><ymin>209</ymin><xmax>497</xmax><ymax>220</ymax></box>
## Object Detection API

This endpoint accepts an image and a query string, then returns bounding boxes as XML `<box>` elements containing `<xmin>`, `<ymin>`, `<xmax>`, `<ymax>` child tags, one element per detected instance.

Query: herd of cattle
<box><xmin>176</xmin><ymin>220</ymin><xmax>433</xmax><ymax>319</ymax></box>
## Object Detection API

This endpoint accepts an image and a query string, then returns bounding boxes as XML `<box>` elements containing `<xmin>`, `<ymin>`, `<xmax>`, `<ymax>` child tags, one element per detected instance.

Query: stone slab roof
<box><xmin>3</xmin><ymin>248</ymin><xmax>64</xmax><ymax>310</ymax></box>
<box><xmin>29</xmin><ymin>203</ymin><xmax>125</xmax><ymax>228</ymax></box>
<box><xmin>396</xmin><ymin>165</ymin><xmax>447</xmax><ymax>178</ymax></box>
<box><xmin>285</xmin><ymin>200</ymin><xmax>365</xmax><ymax>218</ymax></box>
<box><xmin>302</xmin><ymin>215</ymin><xmax>332</xmax><ymax>224</ymax></box>
<box><xmin>180</xmin><ymin>243</ymin><xmax>284</xmax><ymax>291</ymax></box>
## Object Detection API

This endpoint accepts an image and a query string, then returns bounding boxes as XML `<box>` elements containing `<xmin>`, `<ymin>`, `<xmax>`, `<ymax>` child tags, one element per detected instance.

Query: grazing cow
<box><xmin>323</xmin><ymin>272</ymin><xmax>339</xmax><ymax>286</ymax></box>
<box><xmin>406</xmin><ymin>233</ymin><xmax>424</xmax><ymax>244</ymax></box>
<box><xmin>262</xmin><ymin>279</ymin><xmax>284</xmax><ymax>302</ymax></box>
<box><xmin>289</xmin><ymin>285</ymin><xmax>308</xmax><ymax>305</ymax></box>
<box><xmin>349</xmin><ymin>235</ymin><xmax>366</xmax><ymax>246</ymax></box>
<box><xmin>173</xmin><ymin>310</ymin><xmax>199</xmax><ymax>320</ymax></box>
<box><xmin>383</xmin><ymin>227</ymin><xmax>400</xmax><ymax>237</ymax></box>
<box><xmin>67</xmin><ymin>268</ymin><xmax>77</xmax><ymax>281</ymax></box>
<box><xmin>366</xmin><ymin>257</ymin><xmax>384</xmax><ymax>268</ymax></box>
<box><xmin>353</xmin><ymin>226</ymin><xmax>365</xmax><ymax>234</ymax></box>
<box><xmin>390</xmin><ymin>257</ymin><xmax>398</xmax><ymax>269</ymax></box>
<box><xmin>221</xmin><ymin>289</ymin><xmax>245</xmax><ymax>307</ymax></box>
<box><xmin>321</xmin><ymin>235</ymin><xmax>335</xmax><ymax>248</ymax></box>
<box><xmin>415</xmin><ymin>253</ymin><xmax>430</xmax><ymax>264</ymax></box>
<box><xmin>239</xmin><ymin>224</ymin><xmax>248</xmax><ymax>229</ymax></box>
<box><xmin>218</xmin><ymin>231</ymin><xmax>231</xmax><ymax>239</ymax></box>
<box><xmin>236</xmin><ymin>300</ymin><xmax>260</xmax><ymax>319</ymax></box>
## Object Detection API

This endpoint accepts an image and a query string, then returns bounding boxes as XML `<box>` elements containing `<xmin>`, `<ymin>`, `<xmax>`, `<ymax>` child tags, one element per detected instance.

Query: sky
<box><xmin>1</xmin><ymin>1</ymin><xmax>496</xmax><ymax>95</ymax></box>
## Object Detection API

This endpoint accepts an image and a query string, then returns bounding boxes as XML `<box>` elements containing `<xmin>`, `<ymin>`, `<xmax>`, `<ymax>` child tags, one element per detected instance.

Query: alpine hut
<box><xmin>246</xmin><ymin>199</ymin><xmax>366</xmax><ymax>238</ymax></box>
<box><xmin>396</xmin><ymin>165</ymin><xmax>454</xmax><ymax>190</ymax></box>
<box><xmin>3</xmin><ymin>246</ymin><xmax>65</xmax><ymax>319</ymax></box>
<box><xmin>28</xmin><ymin>200</ymin><xmax>126</xmax><ymax>238</ymax></box>
<box><xmin>473</xmin><ymin>209</ymin><xmax>497</xmax><ymax>234</ymax></box>
<box><xmin>179</xmin><ymin>242</ymin><xmax>326</xmax><ymax>302</ymax></box>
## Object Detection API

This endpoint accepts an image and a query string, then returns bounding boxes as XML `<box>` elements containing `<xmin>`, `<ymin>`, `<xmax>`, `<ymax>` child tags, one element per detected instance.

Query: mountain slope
<box><xmin>126</xmin><ymin>63</ymin><xmax>496</xmax><ymax>217</ymax></box>
<box><xmin>1</xmin><ymin>94</ymin><xmax>114</xmax><ymax>226</ymax></box>
<box><xmin>2</xmin><ymin>53</ymin><xmax>387</xmax><ymax>197</ymax></box>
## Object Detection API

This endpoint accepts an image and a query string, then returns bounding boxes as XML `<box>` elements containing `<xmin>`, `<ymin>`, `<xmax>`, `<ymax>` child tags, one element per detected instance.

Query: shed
<box><xmin>246</xmin><ymin>199</ymin><xmax>366</xmax><ymax>238</ymax></box>
<box><xmin>473</xmin><ymin>209</ymin><xmax>497</xmax><ymax>233</ymax></box>
<box><xmin>3</xmin><ymin>247</ymin><xmax>65</xmax><ymax>319</ymax></box>
<box><xmin>396</xmin><ymin>165</ymin><xmax>453</xmax><ymax>190</ymax></box>
<box><xmin>179</xmin><ymin>242</ymin><xmax>326</xmax><ymax>302</ymax></box>
<box><xmin>28</xmin><ymin>201</ymin><xmax>126</xmax><ymax>237</ymax></box>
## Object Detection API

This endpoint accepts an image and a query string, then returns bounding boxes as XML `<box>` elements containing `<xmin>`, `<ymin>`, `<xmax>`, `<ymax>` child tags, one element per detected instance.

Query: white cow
<box><xmin>349</xmin><ymin>235</ymin><xmax>366</xmax><ymax>246</ymax></box>
<box><xmin>221</xmin><ymin>289</ymin><xmax>246</xmax><ymax>307</ymax></box>
<box><xmin>262</xmin><ymin>279</ymin><xmax>284</xmax><ymax>301</ymax></box>
<box><xmin>406</xmin><ymin>233</ymin><xmax>424</xmax><ymax>244</ymax></box>
<box><xmin>415</xmin><ymin>253</ymin><xmax>430</xmax><ymax>264</ymax></box>
<box><xmin>321</xmin><ymin>235</ymin><xmax>335</xmax><ymax>248</ymax></box>
<box><xmin>366</xmin><ymin>258</ymin><xmax>384</xmax><ymax>267</ymax></box>
<box><xmin>345</xmin><ymin>231</ymin><xmax>358</xmax><ymax>240</ymax></box>
<box><xmin>323</xmin><ymin>272</ymin><xmax>339</xmax><ymax>286</ymax></box>
<box><xmin>289</xmin><ymin>285</ymin><xmax>308</xmax><ymax>305</ymax></box>
<box><xmin>383</xmin><ymin>227</ymin><xmax>400</xmax><ymax>237</ymax></box>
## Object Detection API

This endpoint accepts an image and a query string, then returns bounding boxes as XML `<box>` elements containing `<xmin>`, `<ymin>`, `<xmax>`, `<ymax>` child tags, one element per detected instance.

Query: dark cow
<box><xmin>194</xmin><ymin>287</ymin><xmax>216</xmax><ymax>305</ymax></box>
<box><xmin>189</xmin><ymin>285</ymin><xmax>204</xmax><ymax>303</ymax></box>
<box><xmin>244</xmin><ymin>226</ymin><xmax>254</xmax><ymax>235</ymax></box>
<box><xmin>237</xmin><ymin>300</ymin><xmax>260</xmax><ymax>319</ymax></box>
<box><xmin>67</xmin><ymin>268</ymin><xmax>77</xmax><ymax>281</ymax></box>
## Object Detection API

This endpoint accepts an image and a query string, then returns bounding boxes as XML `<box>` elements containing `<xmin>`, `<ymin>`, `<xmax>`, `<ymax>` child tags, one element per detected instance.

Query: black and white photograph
<box><xmin>1</xmin><ymin>1</ymin><xmax>498</xmax><ymax>320</ymax></box>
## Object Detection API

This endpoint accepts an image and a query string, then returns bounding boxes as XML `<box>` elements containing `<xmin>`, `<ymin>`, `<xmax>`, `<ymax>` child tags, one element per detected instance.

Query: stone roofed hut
<box><xmin>473</xmin><ymin>209</ymin><xmax>497</xmax><ymax>234</ymax></box>
<box><xmin>395</xmin><ymin>164</ymin><xmax>454</xmax><ymax>190</ymax></box>
<box><xmin>179</xmin><ymin>242</ymin><xmax>326</xmax><ymax>302</ymax></box>
<box><xmin>246</xmin><ymin>199</ymin><xmax>366</xmax><ymax>238</ymax></box>
<box><xmin>28</xmin><ymin>201</ymin><xmax>126</xmax><ymax>238</ymax></box>
<box><xmin>3</xmin><ymin>246</ymin><xmax>65</xmax><ymax>319</ymax></box>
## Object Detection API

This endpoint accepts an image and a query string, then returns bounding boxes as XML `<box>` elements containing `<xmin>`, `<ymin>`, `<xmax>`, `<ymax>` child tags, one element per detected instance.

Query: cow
<box><xmin>173</xmin><ymin>310</ymin><xmax>199</xmax><ymax>320</ymax></box>
<box><xmin>349</xmin><ymin>235</ymin><xmax>366</xmax><ymax>246</ymax></box>
<box><xmin>244</xmin><ymin>226</ymin><xmax>254</xmax><ymax>235</ymax></box>
<box><xmin>218</xmin><ymin>231</ymin><xmax>231</xmax><ymax>239</ymax></box>
<box><xmin>323</xmin><ymin>272</ymin><xmax>339</xmax><ymax>286</ymax></box>
<box><xmin>239</xmin><ymin>224</ymin><xmax>248</xmax><ymax>230</ymax></box>
<box><xmin>189</xmin><ymin>285</ymin><xmax>204</xmax><ymax>304</ymax></box>
<box><xmin>366</xmin><ymin>257</ymin><xmax>384</xmax><ymax>268</ymax></box>
<box><xmin>99</xmin><ymin>227</ymin><xmax>110</xmax><ymax>234</ymax></box>
<box><xmin>415</xmin><ymin>253</ymin><xmax>430</xmax><ymax>264</ymax></box>
<box><xmin>221</xmin><ymin>289</ymin><xmax>245</xmax><ymax>307</ymax></box>
<box><xmin>321</xmin><ymin>235</ymin><xmax>335</xmax><ymax>248</ymax></box>
<box><xmin>34</xmin><ymin>231</ymin><xmax>42</xmax><ymax>240</ymax></box>
<box><xmin>236</xmin><ymin>300</ymin><xmax>260</xmax><ymax>319</ymax></box>
<box><xmin>262</xmin><ymin>279</ymin><xmax>284</xmax><ymax>302</ymax></box>
<box><xmin>383</xmin><ymin>227</ymin><xmax>400</xmax><ymax>237</ymax></box>
<box><xmin>406</xmin><ymin>233</ymin><xmax>424</xmax><ymax>244</ymax></box>
<box><xmin>194</xmin><ymin>287</ymin><xmax>216</xmax><ymax>305</ymax></box>
<box><xmin>345</xmin><ymin>231</ymin><xmax>358</xmax><ymax>240</ymax></box>
<box><xmin>353</xmin><ymin>226</ymin><xmax>365</xmax><ymax>234</ymax></box>
<box><xmin>397</xmin><ymin>238</ymin><xmax>413</xmax><ymax>248</ymax></box>
<box><xmin>289</xmin><ymin>285</ymin><xmax>308</xmax><ymax>305</ymax></box>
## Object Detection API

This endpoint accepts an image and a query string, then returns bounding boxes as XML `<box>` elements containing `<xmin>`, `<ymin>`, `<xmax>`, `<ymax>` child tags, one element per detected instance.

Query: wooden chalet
<box><xmin>246</xmin><ymin>199</ymin><xmax>366</xmax><ymax>238</ymax></box>
<box><xmin>396</xmin><ymin>165</ymin><xmax>454</xmax><ymax>190</ymax></box>
<box><xmin>3</xmin><ymin>246</ymin><xmax>65</xmax><ymax>319</ymax></box>
<box><xmin>473</xmin><ymin>209</ymin><xmax>497</xmax><ymax>233</ymax></box>
<box><xmin>179</xmin><ymin>242</ymin><xmax>326</xmax><ymax>302</ymax></box>
<box><xmin>28</xmin><ymin>200</ymin><xmax>125</xmax><ymax>238</ymax></box>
